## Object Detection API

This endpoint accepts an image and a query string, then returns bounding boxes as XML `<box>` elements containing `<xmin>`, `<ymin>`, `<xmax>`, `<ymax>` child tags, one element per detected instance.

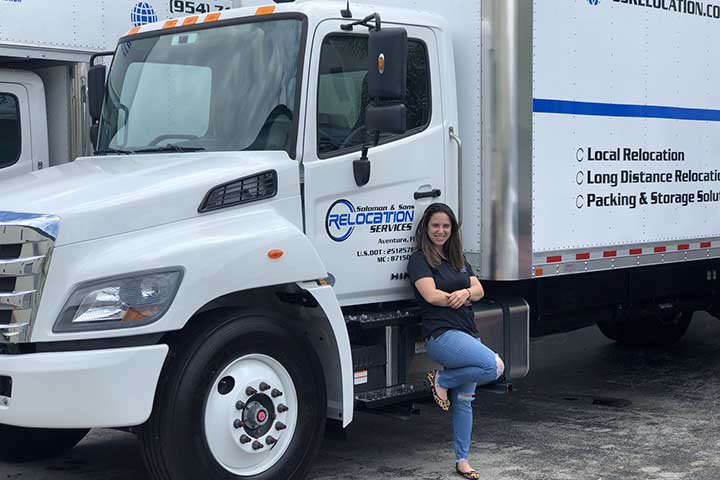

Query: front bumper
<box><xmin>0</xmin><ymin>345</ymin><xmax>168</xmax><ymax>428</ymax></box>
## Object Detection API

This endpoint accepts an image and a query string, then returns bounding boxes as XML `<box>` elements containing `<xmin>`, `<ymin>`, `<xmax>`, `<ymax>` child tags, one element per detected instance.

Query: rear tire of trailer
<box><xmin>0</xmin><ymin>425</ymin><xmax>89</xmax><ymax>462</ymax></box>
<box><xmin>597</xmin><ymin>310</ymin><xmax>693</xmax><ymax>346</ymax></box>
<box><xmin>140</xmin><ymin>311</ymin><xmax>326</xmax><ymax>480</ymax></box>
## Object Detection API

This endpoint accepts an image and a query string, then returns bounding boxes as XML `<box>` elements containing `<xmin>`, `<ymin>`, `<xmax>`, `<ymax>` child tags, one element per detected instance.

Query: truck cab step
<box><xmin>343</xmin><ymin>304</ymin><xmax>420</xmax><ymax>328</ymax></box>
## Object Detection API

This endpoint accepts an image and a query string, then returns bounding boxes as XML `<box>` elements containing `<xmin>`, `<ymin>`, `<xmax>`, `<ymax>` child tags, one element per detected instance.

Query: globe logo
<box><xmin>326</xmin><ymin>199</ymin><xmax>356</xmax><ymax>242</ymax></box>
<box><xmin>131</xmin><ymin>2</ymin><xmax>158</xmax><ymax>27</ymax></box>
<box><xmin>587</xmin><ymin>0</ymin><xmax>601</xmax><ymax>5</ymax></box>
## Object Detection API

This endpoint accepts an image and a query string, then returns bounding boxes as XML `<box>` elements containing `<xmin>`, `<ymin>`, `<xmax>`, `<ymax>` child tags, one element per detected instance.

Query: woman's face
<box><xmin>427</xmin><ymin>212</ymin><xmax>452</xmax><ymax>249</ymax></box>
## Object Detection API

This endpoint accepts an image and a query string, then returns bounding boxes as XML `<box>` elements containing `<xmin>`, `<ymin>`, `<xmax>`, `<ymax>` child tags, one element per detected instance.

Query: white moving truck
<box><xmin>0</xmin><ymin>0</ymin><xmax>232</xmax><ymax>180</ymax></box>
<box><xmin>1</xmin><ymin>0</ymin><xmax>719</xmax><ymax>478</ymax></box>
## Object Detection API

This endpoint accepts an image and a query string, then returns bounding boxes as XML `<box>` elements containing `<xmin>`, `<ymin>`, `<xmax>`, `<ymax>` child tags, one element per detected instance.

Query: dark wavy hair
<box><xmin>415</xmin><ymin>203</ymin><xmax>464</xmax><ymax>270</ymax></box>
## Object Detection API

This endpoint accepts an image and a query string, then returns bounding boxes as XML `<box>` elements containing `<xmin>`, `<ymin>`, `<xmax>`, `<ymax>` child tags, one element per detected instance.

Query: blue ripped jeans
<box><xmin>426</xmin><ymin>329</ymin><xmax>504</xmax><ymax>463</ymax></box>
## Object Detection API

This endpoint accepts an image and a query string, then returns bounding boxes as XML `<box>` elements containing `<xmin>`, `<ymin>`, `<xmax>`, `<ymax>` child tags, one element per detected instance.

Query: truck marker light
<box><xmin>576</xmin><ymin>253</ymin><xmax>590</xmax><ymax>261</ymax></box>
<box><xmin>678</xmin><ymin>244</ymin><xmax>690</xmax><ymax>251</ymax></box>
<box><xmin>547</xmin><ymin>255</ymin><xmax>562</xmax><ymax>263</ymax></box>
<box><xmin>182</xmin><ymin>16</ymin><xmax>199</xmax><ymax>26</ymax></box>
<box><xmin>255</xmin><ymin>6</ymin><xmax>276</xmax><ymax>15</ymax></box>
<box><xmin>268</xmin><ymin>249</ymin><xmax>284</xmax><ymax>259</ymax></box>
<box><xmin>127</xmin><ymin>26</ymin><xmax>141</xmax><ymax>35</ymax></box>
<box><xmin>603</xmin><ymin>251</ymin><xmax>617</xmax><ymax>258</ymax></box>
<box><xmin>535</xmin><ymin>268</ymin><xmax>544</xmax><ymax>277</ymax></box>
<box><xmin>701</xmin><ymin>242</ymin><xmax>712</xmax><ymax>248</ymax></box>
<box><xmin>123</xmin><ymin>306</ymin><xmax>161</xmax><ymax>322</ymax></box>
<box><xmin>378</xmin><ymin>53</ymin><xmax>385</xmax><ymax>74</ymax></box>
<box><xmin>654</xmin><ymin>246</ymin><xmax>667</xmax><ymax>253</ymax></box>
<box><xmin>204</xmin><ymin>12</ymin><xmax>222</xmax><ymax>22</ymax></box>
<box><xmin>163</xmin><ymin>19</ymin><xmax>178</xmax><ymax>29</ymax></box>
<box><xmin>630</xmin><ymin>248</ymin><xmax>643</xmax><ymax>255</ymax></box>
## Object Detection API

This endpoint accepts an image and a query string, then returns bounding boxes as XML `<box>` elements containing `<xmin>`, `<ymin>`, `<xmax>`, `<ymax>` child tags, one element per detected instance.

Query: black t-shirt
<box><xmin>407</xmin><ymin>251</ymin><xmax>478</xmax><ymax>339</ymax></box>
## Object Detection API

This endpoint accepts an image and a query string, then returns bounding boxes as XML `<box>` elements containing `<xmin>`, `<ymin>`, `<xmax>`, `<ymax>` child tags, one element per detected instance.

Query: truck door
<box><xmin>0</xmin><ymin>84</ymin><xmax>32</xmax><ymax>180</ymax></box>
<box><xmin>303</xmin><ymin>21</ymin><xmax>445</xmax><ymax>305</ymax></box>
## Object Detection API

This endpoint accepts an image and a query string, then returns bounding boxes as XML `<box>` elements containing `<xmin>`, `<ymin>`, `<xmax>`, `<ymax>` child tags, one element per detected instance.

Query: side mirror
<box><xmin>367</xmin><ymin>28</ymin><xmax>407</xmax><ymax>100</ymax></box>
<box><xmin>88</xmin><ymin>64</ymin><xmax>107</xmax><ymax>121</ymax></box>
<box><xmin>354</xmin><ymin>26</ymin><xmax>409</xmax><ymax>188</ymax></box>
<box><xmin>366</xmin><ymin>103</ymin><xmax>406</xmax><ymax>134</ymax></box>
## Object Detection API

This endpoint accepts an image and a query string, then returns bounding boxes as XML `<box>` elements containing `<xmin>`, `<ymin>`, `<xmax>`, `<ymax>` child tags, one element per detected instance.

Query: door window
<box><xmin>0</xmin><ymin>94</ymin><xmax>21</xmax><ymax>168</ymax></box>
<box><xmin>317</xmin><ymin>35</ymin><xmax>430</xmax><ymax>157</ymax></box>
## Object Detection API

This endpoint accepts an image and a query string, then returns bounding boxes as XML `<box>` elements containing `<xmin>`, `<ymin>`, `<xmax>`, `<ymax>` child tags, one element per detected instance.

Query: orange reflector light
<box><xmin>183</xmin><ymin>16</ymin><xmax>199</xmax><ymax>26</ymax></box>
<box><xmin>163</xmin><ymin>19</ymin><xmax>178</xmax><ymax>29</ymax></box>
<box><xmin>268</xmin><ymin>249</ymin><xmax>284</xmax><ymax>260</ymax></box>
<box><xmin>256</xmin><ymin>5</ymin><xmax>276</xmax><ymax>15</ymax></box>
<box><xmin>204</xmin><ymin>12</ymin><xmax>222</xmax><ymax>22</ymax></box>
<box><xmin>123</xmin><ymin>306</ymin><xmax>161</xmax><ymax>322</ymax></box>
<box><xmin>128</xmin><ymin>26</ymin><xmax>141</xmax><ymax>35</ymax></box>
<box><xmin>535</xmin><ymin>268</ymin><xmax>544</xmax><ymax>277</ymax></box>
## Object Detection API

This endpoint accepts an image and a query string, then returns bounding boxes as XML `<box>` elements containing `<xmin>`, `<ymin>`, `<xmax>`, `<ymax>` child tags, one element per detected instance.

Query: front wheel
<box><xmin>0</xmin><ymin>425</ymin><xmax>89</xmax><ymax>462</ymax></box>
<box><xmin>140</xmin><ymin>311</ymin><xmax>326</xmax><ymax>480</ymax></box>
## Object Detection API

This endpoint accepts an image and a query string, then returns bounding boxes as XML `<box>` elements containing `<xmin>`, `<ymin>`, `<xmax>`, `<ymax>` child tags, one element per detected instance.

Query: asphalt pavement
<box><xmin>2</xmin><ymin>312</ymin><xmax>719</xmax><ymax>480</ymax></box>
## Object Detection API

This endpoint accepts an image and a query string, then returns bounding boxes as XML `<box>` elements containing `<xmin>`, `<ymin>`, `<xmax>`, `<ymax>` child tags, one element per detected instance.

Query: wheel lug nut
<box><xmin>275</xmin><ymin>422</ymin><xmax>287</xmax><ymax>431</ymax></box>
<box><xmin>240</xmin><ymin>434</ymin><xmax>251</xmax><ymax>444</ymax></box>
<box><xmin>259</xmin><ymin>382</ymin><xmax>271</xmax><ymax>391</ymax></box>
<box><xmin>277</xmin><ymin>404</ymin><xmax>288</xmax><ymax>413</ymax></box>
<box><xmin>233</xmin><ymin>419</ymin><xmax>244</xmax><ymax>429</ymax></box>
<box><xmin>236</xmin><ymin>401</ymin><xmax>245</xmax><ymax>410</ymax></box>
<box><xmin>252</xmin><ymin>440</ymin><xmax>264</xmax><ymax>450</ymax></box>
<box><xmin>246</xmin><ymin>386</ymin><xmax>258</xmax><ymax>396</ymax></box>
<box><xmin>266</xmin><ymin>436</ymin><xmax>277</xmax><ymax>445</ymax></box>
<box><xmin>271</xmin><ymin>389</ymin><xmax>283</xmax><ymax>398</ymax></box>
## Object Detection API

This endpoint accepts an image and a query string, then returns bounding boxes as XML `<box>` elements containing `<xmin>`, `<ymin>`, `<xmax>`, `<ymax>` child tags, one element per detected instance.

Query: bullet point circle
<box><xmin>576</xmin><ymin>148</ymin><xmax>585</xmax><ymax>162</ymax></box>
<box><xmin>576</xmin><ymin>171</ymin><xmax>584</xmax><ymax>185</ymax></box>
<box><xmin>576</xmin><ymin>195</ymin><xmax>584</xmax><ymax>209</ymax></box>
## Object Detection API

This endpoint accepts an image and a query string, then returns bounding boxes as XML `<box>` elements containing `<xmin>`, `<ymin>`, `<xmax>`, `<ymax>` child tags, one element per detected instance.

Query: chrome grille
<box><xmin>0</xmin><ymin>212</ymin><xmax>59</xmax><ymax>343</ymax></box>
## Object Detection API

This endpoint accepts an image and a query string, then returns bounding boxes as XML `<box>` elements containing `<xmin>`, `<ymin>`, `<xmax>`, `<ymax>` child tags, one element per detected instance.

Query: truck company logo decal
<box><xmin>588</xmin><ymin>0</ymin><xmax>600</xmax><ymax>5</ymax></box>
<box><xmin>611</xmin><ymin>0</ymin><xmax>720</xmax><ymax>20</ymax></box>
<box><xmin>325</xmin><ymin>199</ymin><xmax>414</xmax><ymax>242</ymax></box>
<box><xmin>132</xmin><ymin>2</ymin><xmax>159</xmax><ymax>26</ymax></box>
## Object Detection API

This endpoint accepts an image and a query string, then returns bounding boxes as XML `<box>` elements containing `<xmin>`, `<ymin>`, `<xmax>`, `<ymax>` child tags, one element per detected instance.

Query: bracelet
<box><xmin>466</xmin><ymin>288</ymin><xmax>472</xmax><ymax>300</ymax></box>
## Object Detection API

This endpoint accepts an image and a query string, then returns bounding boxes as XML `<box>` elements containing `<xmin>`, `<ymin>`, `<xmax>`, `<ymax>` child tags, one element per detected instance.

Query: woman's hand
<box><xmin>447</xmin><ymin>288</ymin><xmax>471</xmax><ymax>309</ymax></box>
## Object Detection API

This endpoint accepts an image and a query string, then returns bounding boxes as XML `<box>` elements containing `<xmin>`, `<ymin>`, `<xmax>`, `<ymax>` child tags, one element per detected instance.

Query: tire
<box><xmin>597</xmin><ymin>310</ymin><xmax>693</xmax><ymax>346</ymax></box>
<box><xmin>0</xmin><ymin>425</ymin><xmax>89</xmax><ymax>462</ymax></box>
<box><xmin>140</xmin><ymin>311</ymin><xmax>326</xmax><ymax>480</ymax></box>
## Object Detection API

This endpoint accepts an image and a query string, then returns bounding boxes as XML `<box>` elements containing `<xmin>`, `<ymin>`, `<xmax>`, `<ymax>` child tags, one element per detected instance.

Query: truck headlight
<box><xmin>54</xmin><ymin>269</ymin><xmax>183</xmax><ymax>333</ymax></box>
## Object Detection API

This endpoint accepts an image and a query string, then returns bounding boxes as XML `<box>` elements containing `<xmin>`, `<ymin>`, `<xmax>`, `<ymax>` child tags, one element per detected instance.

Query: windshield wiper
<box><xmin>133</xmin><ymin>145</ymin><xmax>206</xmax><ymax>154</ymax></box>
<box><xmin>94</xmin><ymin>147</ymin><xmax>134</xmax><ymax>155</ymax></box>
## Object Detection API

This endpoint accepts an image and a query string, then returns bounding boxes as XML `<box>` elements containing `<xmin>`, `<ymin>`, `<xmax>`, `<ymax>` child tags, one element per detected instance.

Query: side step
<box><xmin>354</xmin><ymin>380</ymin><xmax>429</xmax><ymax>409</ymax></box>
<box><xmin>343</xmin><ymin>304</ymin><xmax>420</xmax><ymax>328</ymax></box>
<box><xmin>355</xmin><ymin>379</ymin><xmax>513</xmax><ymax>409</ymax></box>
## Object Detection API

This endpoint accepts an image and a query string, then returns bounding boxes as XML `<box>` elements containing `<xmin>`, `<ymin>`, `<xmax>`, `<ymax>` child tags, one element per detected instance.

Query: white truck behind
<box><xmin>0</xmin><ymin>0</ymin><xmax>719</xmax><ymax>479</ymax></box>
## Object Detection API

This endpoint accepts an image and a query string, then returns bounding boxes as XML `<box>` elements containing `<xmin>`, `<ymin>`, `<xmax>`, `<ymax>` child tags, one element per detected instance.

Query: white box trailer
<box><xmin>0</xmin><ymin>0</ymin><xmax>235</xmax><ymax>180</ymax></box>
<box><xmin>0</xmin><ymin>0</ymin><xmax>718</xmax><ymax>478</ymax></box>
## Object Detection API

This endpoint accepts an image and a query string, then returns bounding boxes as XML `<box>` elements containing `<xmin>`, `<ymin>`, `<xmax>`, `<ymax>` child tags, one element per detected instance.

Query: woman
<box><xmin>407</xmin><ymin>203</ymin><xmax>505</xmax><ymax>480</ymax></box>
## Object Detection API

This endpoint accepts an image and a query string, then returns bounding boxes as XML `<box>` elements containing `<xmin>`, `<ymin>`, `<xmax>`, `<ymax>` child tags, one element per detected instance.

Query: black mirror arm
<box><xmin>90</xmin><ymin>51</ymin><xmax>116</xmax><ymax>67</ymax></box>
<box><xmin>341</xmin><ymin>12</ymin><xmax>381</xmax><ymax>31</ymax></box>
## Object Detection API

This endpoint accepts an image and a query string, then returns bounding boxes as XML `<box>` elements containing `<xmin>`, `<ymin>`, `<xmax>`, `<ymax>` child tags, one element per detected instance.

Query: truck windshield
<box><xmin>97</xmin><ymin>18</ymin><xmax>304</xmax><ymax>157</ymax></box>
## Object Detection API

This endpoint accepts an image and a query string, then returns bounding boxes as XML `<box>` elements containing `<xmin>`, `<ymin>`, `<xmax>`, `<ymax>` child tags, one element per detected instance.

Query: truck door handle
<box><xmin>414</xmin><ymin>188</ymin><xmax>442</xmax><ymax>200</ymax></box>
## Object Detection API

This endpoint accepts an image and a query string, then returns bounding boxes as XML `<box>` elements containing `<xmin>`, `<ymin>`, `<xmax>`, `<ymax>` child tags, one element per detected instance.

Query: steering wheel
<box><xmin>148</xmin><ymin>134</ymin><xmax>199</xmax><ymax>146</ymax></box>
